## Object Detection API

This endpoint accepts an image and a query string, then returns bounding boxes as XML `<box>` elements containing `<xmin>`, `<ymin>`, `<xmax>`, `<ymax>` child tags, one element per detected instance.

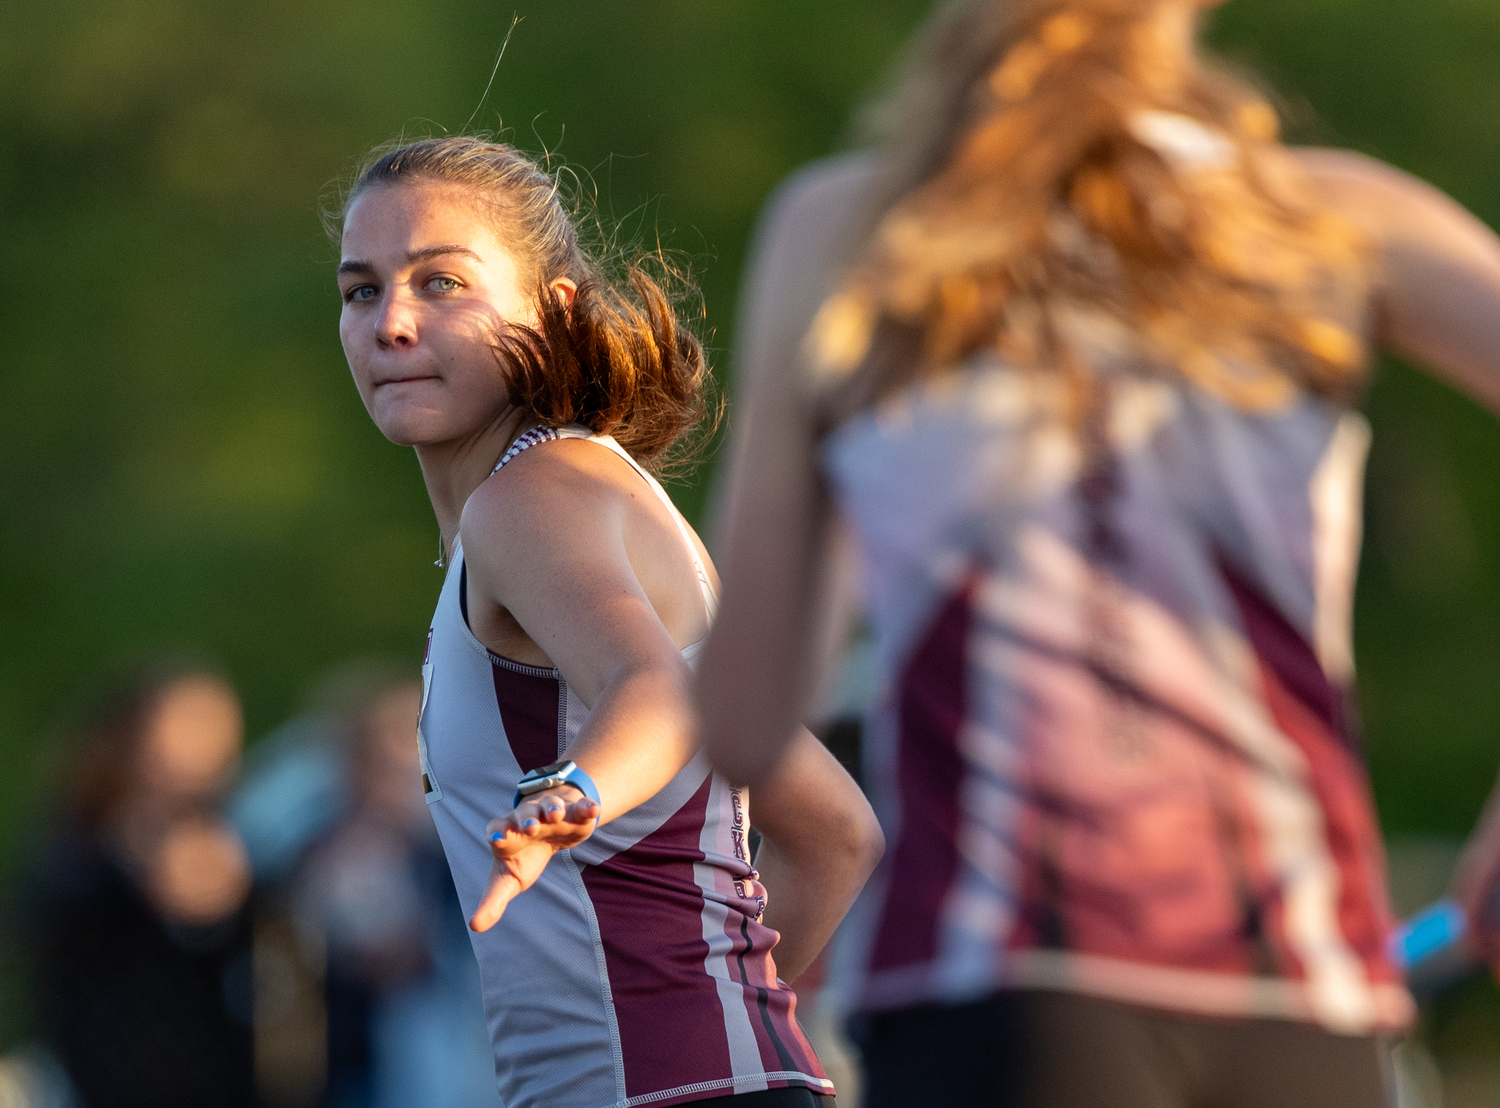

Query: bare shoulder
<box><xmin>459</xmin><ymin>438</ymin><xmax>635</xmax><ymax>557</ymax></box>
<box><xmin>739</xmin><ymin>152</ymin><xmax>889</xmax><ymax>393</ymax></box>
<box><xmin>1293</xmin><ymin>147</ymin><xmax>1474</xmax><ymax>239</ymax></box>
<box><xmin>750</xmin><ymin>152</ymin><xmax>886</xmax><ymax>290</ymax></box>
<box><xmin>459</xmin><ymin>436</ymin><xmax>716</xmax><ymax>652</ymax></box>
<box><xmin>1293</xmin><ymin>146</ymin><xmax>1411</xmax><ymax>188</ymax></box>
<box><xmin>758</xmin><ymin>151</ymin><xmax>886</xmax><ymax>245</ymax></box>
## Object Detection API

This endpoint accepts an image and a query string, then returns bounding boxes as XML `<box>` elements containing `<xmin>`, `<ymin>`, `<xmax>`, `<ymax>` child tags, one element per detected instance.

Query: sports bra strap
<box><xmin>489</xmin><ymin>425</ymin><xmax>718</xmax><ymax>621</ymax></box>
<box><xmin>491</xmin><ymin>424</ymin><xmax>564</xmax><ymax>472</ymax></box>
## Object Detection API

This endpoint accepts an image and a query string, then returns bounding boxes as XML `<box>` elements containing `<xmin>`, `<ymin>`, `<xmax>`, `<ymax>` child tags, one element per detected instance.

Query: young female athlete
<box><xmin>699</xmin><ymin>0</ymin><xmax>1500</xmax><ymax>1104</ymax></box>
<box><xmin>331</xmin><ymin>136</ymin><xmax>882</xmax><ymax>1108</ymax></box>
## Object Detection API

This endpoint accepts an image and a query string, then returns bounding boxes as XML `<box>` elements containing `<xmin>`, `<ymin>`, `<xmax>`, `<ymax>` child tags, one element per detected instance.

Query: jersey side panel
<box><xmin>728</xmin><ymin>911</ymin><xmax>827</xmax><ymax>1087</ymax></box>
<box><xmin>492</xmin><ymin>662</ymin><xmax>565</xmax><ymax>772</ymax></box>
<box><xmin>579</xmin><ymin>777</ymin><xmax>734</xmax><ymax>1097</ymax></box>
<box><xmin>867</xmin><ymin>574</ymin><xmax>975</xmax><ymax>977</ymax></box>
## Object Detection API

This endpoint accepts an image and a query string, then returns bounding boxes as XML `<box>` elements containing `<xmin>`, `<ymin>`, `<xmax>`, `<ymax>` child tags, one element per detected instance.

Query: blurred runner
<box><xmin>329</xmin><ymin>136</ymin><xmax>883</xmax><ymax>1108</ymax></box>
<box><xmin>699</xmin><ymin>1</ymin><xmax>1500</xmax><ymax>1105</ymax></box>
<box><xmin>25</xmin><ymin>661</ymin><xmax>254</xmax><ymax>1108</ymax></box>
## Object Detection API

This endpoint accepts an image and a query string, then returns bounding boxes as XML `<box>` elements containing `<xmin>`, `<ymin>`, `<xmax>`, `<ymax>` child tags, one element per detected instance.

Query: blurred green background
<box><xmin>3</xmin><ymin>0</ymin><xmax>1500</xmax><ymax>1092</ymax></box>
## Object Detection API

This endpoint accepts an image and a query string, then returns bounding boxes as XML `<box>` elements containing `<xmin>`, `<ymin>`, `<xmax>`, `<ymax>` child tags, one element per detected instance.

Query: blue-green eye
<box><xmin>344</xmin><ymin>284</ymin><xmax>378</xmax><ymax>303</ymax></box>
<box><xmin>427</xmin><ymin>276</ymin><xmax>461</xmax><ymax>293</ymax></box>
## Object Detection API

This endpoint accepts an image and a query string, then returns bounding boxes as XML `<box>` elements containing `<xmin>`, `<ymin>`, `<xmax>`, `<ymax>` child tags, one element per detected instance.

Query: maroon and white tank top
<box><xmin>418</xmin><ymin>425</ymin><xmax>832</xmax><ymax>1108</ymax></box>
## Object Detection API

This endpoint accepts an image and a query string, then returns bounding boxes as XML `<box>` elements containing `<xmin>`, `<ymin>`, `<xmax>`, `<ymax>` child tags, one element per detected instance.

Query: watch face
<box><xmin>518</xmin><ymin>760</ymin><xmax>575</xmax><ymax>795</ymax></box>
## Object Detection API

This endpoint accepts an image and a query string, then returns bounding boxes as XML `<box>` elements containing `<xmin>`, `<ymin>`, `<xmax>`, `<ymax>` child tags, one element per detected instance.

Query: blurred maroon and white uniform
<box><xmin>821</xmin><ymin>357</ymin><xmax>1411</xmax><ymax>1036</ymax></box>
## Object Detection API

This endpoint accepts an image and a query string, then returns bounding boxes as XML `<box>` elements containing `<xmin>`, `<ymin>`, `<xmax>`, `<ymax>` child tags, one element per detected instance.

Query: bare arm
<box><xmin>462</xmin><ymin>445</ymin><xmax>705</xmax><ymax>929</ymax></box>
<box><xmin>697</xmin><ymin>159</ymin><xmax>889</xmax><ymax>970</ymax></box>
<box><xmin>1299</xmin><ymin>150</ymin><xmax>1500</xmax><ymax>941</ymax></box>
<box><xmin>698</xmin><ymin>154</ymin><xmax>883</xmax><ymax>787</ymax></box>
<box><xmin>1299</xmin><ymin>148</ymin><xmax>1500</xmax><ymax>412</ymax></box>
<box><xmin>751</xmin><ymin>730</ymin><xmax>883</xmax><ymax>983</ymax></box>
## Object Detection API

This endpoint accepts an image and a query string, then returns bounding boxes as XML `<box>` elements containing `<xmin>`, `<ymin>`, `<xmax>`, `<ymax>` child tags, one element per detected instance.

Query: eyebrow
<box><xmin>337</xmin><ymin>245</ymin><xmax>483</xmax><ymax>277</ymax></box>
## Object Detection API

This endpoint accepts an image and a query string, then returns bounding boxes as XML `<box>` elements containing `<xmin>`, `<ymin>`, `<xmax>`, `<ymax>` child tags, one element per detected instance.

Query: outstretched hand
<box><xmin>470</xmin><ymin>785</ymin><xmax>600</xmax><ymax>932</ymax></box>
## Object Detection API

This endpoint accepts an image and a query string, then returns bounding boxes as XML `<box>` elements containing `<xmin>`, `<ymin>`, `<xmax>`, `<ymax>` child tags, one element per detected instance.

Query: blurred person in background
<box><xmin>25</xmin><ymin>660</ymin><xmax>254</xmax><ymax>1108</ymax></box>
<box><xmin>331</xmin><ymin>135</ymin><xmax>882</xmax><ymax>1108</ymax></box>
<box><xmin>291</xmin><ymin>676</ymin><xmax>499</xmax><ymax>1108</ymax></box>
<box><xmin>700</xmin><ymin>0</ymin><xmax>1500</xmax><ymax>1104</ymax></box>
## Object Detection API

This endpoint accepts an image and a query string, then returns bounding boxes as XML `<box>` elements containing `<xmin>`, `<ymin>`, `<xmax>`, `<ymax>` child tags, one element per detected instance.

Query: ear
<box><xmin>549</xmin><ymin>277</ymin><xmax>579</xmax><ymax>310</ymax></box>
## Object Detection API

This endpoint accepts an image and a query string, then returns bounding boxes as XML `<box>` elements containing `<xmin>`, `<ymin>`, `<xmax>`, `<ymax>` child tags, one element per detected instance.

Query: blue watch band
<box><xmin>513</xmin><ymin>759</ymin><xmax>601</xmax><ymax>811</ymax></box>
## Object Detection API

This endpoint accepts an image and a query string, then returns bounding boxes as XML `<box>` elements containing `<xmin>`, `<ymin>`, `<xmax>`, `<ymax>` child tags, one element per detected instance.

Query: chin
<box><xmin>366</xmin><ymin>388</ymin><xmax>508</xmax><ymax>449</ymax></box>
<box><xmin>364</xmin><ymin>405</ymin><xmax>431</xmax><ymax>447</ymax></box>
<box><xmin>375</xmin><ymin>408</ymin><xmax>503</xmax><ymax>450</ymax></box>
<box><xmin>375</xmin><ymin>417</ymin><xmax>444</xmax><ymax>448</ymax></box>
<box><xmin>366</xmin><ymin>395</ymin><xmax>445</xmax><ymax>447</ymax></box>
<box><xmin>379</xmin><ymin>427</ymin><xmax>425</xmax><ymax>448</ymax></box>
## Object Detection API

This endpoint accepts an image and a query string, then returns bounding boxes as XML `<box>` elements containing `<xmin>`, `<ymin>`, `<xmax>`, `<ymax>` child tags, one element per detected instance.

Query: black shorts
<box><xmin>851</xmin><ymin>990</ymin><xmax>1393</xmax><ymax>1108</ymax></box>
<box><xmin>692</xmin><ymin>1088</ymin><xmax>833</xmax><ymax>1107</ymax></box>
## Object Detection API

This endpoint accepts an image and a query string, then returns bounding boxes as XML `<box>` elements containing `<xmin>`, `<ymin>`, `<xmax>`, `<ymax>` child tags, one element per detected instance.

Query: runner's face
<box><xmin>338</xmin><ymin>183</ymin><xmax>535</xmax><ymax>447</ymax></box>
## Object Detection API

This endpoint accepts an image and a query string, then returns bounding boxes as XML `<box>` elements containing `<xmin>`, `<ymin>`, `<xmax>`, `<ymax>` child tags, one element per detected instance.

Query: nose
<box><xmin>375</xmin><ymin>288</ymin><xmax>418</xmax><ymax>349</ymax></box>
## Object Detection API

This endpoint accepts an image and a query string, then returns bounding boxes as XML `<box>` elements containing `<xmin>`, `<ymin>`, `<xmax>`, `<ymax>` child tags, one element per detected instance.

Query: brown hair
<box><xmin>808</xmin><ymin>0</ymin><xmax>1372</xmax><ymax>424</ymax></box>
<box><xmin>331</xmin><ymin>136</ymin><xmax>715</xmax><ymax>469</ymax></box>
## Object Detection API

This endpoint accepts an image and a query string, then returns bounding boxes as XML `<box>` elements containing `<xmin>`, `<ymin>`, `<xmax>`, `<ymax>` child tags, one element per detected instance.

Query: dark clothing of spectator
<box><xmin>26</xmin><ymin>828</ymin><xmax>255</xmax><ymax>1108</ymax></box>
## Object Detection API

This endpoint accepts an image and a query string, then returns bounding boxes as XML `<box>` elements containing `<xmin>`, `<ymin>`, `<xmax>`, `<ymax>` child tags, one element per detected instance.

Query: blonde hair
<box><xmin>809</xmin><ymin>0</ymin><xmax>1371</xmax><ymax>424</ymax></box>
<box><xmin>330</xmin><ymin>136</ymin><xmax>714</xmax><ymax>469</ymax></box>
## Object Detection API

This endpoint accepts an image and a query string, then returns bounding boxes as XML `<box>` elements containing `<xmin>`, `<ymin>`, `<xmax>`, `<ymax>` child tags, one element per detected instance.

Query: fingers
<box><xmin>525</xmin><ymin>793</ymin><xmax>598</xmax><ymax>826</ymax></box>
<box><xmin>470</xmin><ymin>866</ymin><xmax>523</xmax><ymax>932</ymax></box>
<box><xmin>527</xmin><ymin>793</ymin><xmax>575</xmax><ymax>826</ymax></box>
<box><xmin>487</xmin><ymin>797</ymin><xmax>600</xmax><ymax>851</ymax></box>
<box><xmin>559</xmin><ymin>795</ymin><xmax>600</xmax><ymax>824</ymax></box>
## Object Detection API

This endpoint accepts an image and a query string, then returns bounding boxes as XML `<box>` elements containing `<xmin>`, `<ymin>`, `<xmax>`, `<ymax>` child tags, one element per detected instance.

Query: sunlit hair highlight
<box><xmin>329</xmin><ymin>135</ymin><xmax>715</xmax><ymax>470</ymax></box>
<box><xmin>809</xmin><ymin>0</ymin><xmax>1372</xmax><ymax>425</ymax></box>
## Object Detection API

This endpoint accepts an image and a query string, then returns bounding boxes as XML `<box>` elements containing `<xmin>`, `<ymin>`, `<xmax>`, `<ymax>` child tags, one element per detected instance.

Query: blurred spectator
<box><xmin>233</xmin><ymin>664</ymin><xmax>498</xmax><ymax>1108</ymax></box>
<box><xmin>23</xmin><ymin>660</ymin><xmax>254</xmax><ymax>1108</ymax></box>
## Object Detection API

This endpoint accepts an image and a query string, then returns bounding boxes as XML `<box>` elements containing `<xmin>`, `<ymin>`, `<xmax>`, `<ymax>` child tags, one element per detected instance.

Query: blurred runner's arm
<box><xmin>1300</xmin><ymin>148</ymin><xmax>1500</xmax><ymax>411</ymax></box>
<box><xmin>699</xmin><ymin>156</ymin><xmax>881</xmax><ymax>787</ymax></box>
<box><xmin>699</xmin><ymin>162</ymin><xmax>887</xmax><ymax>977</ymax></box>
<box><xmin>1302</xmin><ymin>149</ymin><xmax>1500</xmax><ymax>956</ymax></box>
<box><xmin>1449</xmin><ymin>774</ymin><xmax>1500</xmax><ymax>964</ymax></box>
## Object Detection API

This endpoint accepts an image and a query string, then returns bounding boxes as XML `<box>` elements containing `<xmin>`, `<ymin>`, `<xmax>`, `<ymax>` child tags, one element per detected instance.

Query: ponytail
<box><xmin>498</xmin><ymin>262</ymin><xmax>713</xmax><ymax>467</ymax></box>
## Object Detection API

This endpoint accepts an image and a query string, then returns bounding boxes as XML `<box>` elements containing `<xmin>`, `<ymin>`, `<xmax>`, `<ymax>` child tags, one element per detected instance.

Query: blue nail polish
<box><xmin>522</xmin><ymin>819</ymin><xmax>537</xmax><ymax>828</ymax></box>
<box><xmin>490</xmin><ymin>832</ymin><xmax>503</xmax><ymax>842</ymax></box>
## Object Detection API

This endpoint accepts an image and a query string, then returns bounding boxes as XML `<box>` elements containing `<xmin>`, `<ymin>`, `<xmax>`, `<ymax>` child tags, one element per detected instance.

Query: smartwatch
<box><xmin>513</xmin><ymin>759</ymin><xmax>601</xmax><ymax>813</ymax></box>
